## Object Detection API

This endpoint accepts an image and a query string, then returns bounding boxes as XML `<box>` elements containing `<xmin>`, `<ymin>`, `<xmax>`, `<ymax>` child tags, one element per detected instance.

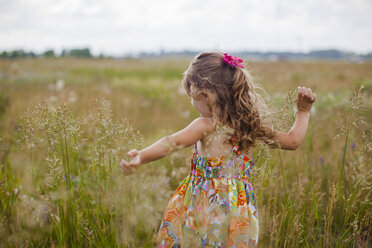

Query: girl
<box><xmin>120</xmin><ymin>52</ymin><xmax>316</xmax><ymax>247</ymax></box>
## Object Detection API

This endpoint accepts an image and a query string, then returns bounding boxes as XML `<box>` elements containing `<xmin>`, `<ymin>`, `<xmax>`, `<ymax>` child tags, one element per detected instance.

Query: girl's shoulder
<box><xmin>193</xmin><ymin>116</ymin><xmax>214</xmax><ymax>127</ymax></box>
<box><xmin>192</xmin><ymin>117</ymin><xmax>215</xmax><ymax>134</ymax></box>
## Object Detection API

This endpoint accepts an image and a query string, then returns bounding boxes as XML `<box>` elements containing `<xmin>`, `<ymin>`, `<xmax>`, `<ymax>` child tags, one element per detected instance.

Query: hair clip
<box><xmin>222</xmin><ymin>53</ymin><xmax>244</xmax><ymax>68</ymax></box>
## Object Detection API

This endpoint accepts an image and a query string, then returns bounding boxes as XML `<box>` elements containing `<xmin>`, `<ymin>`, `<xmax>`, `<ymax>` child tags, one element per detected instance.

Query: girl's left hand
<box><xmin>120</xmin><ymin>149</ymin><xmax>142</xmax><ymax>176</ymax></box>
<box><xmin>296</xmin><ymin>86</ymin><xmax>316</xmax><ymax>113</ymax></box>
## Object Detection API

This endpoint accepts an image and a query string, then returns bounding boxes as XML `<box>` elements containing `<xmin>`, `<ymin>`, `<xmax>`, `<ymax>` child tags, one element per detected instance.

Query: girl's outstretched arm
<box><xmin>273</xmin><ymin>86</ymin><xmax>317</xmax><ymax>150</ymax></box>
<box><xmin>120</xmin><ymin>117</ymin><xmax>213</xmax><ymax>175</ymax></box>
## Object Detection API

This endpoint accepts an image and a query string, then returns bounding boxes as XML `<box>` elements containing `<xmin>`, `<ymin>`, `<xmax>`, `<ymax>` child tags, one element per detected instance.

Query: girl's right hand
<box><xmin>120</xmin><ymin>149</ymin><xmax>142</xmax><ymax>176</ymax></box>
<box><xmin>296</xmin><ymin>86</ymin><xmax>316</xmax><ymax>113</ymax></box>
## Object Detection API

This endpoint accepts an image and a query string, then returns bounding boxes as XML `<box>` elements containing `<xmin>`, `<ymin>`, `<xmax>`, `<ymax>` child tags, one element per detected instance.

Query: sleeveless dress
<box><xmin>157</xmin><ymin>137</ymin><xmax>259</xmax><ymax>247</ymax></box>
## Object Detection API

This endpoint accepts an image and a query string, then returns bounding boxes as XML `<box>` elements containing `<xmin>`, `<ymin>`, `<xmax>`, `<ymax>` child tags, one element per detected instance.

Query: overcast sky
<box><xmin>1</xmin><ymin>0</ymin><xmax>371</xmax><ymax>56</ymax></box>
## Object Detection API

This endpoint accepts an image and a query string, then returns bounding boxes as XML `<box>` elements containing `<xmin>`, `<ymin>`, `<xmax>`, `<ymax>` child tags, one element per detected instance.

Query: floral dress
<box><xmin>157</xmin><ymin>137</ymin><xmax>259</xmax><ymax>247</ymax></box>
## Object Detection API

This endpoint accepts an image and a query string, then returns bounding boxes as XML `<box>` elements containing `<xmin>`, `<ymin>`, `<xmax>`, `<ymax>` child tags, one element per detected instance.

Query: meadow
<box><xmin>0</xmin><ymin>57</ymin><xmax>371</xmax><ymax>247</ymax></box>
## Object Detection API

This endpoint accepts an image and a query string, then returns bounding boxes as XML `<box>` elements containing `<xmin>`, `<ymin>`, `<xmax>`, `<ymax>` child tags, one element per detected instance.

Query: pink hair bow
<box><xmin>222</xmin><ymin>53</ymin><xmax>244</xmax><ymax>68</ymax></box>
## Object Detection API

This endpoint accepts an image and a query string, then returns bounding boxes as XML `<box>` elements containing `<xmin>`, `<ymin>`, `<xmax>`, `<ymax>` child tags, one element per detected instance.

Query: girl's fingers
<box><xmin>120</xmin><ymin>159</ymin><xmax>132</xmax><ymax>174</ymax></box>
<box><xmin>127</xmin><ymin>149</ymin><xmax>138</xmax><ymax>157</ymax></box>
<box><xmin>301</xmin><ymin>87</ymin><xmax>308</xmax><ymax>95</ymax></box>
<box><xmin>310</xmin><ymin>92</ymin><xmax>315</xmax><ymax>101</ymax></box>
<box><xmin>300</xmin><ymin>87</ymin><xmax>311</xmax><ymax>97</ymax></box>
<box><xmin>297</xmin><ymin>86</ymin><xmax>316</xmax><ymax>103</ymax></box>
<box><xmin>120</xmin><ymin>158</ymin><xmax>138</xmax><ymax>175</ymax></box>
<box><xmin>120</xmin><ymin>159</ymin><xmax>128</xmax><ymax>166</ymax></box>
<box><xmin>311</xmin><ymin>93</ymin><xmax>317</xmax><ymax>102</ymax></box>
<box><xmin>121</xmin><ymin>163</ymin><xmax>130</xmax><ymax>170</ymax></box>
<box><xmin>299</xmin><ymin>87</ymin><xmax>307</xmax><ymax>97</ymax></box>
<box><xmin>297</xmin><ymin>87</ymin><xmax>302</xmax><ymax>96</ymax></box>
<box><xmin>302</xmin><ymin>88</ymin><xmax>307</xmax><ymax>97</ymax></box>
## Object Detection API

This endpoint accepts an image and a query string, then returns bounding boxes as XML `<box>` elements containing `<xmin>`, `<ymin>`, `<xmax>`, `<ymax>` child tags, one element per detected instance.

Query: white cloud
<box><xmin>0</xmin><ymin>0</ymin><xmax>371</xmax><ymax>55</ymax></box>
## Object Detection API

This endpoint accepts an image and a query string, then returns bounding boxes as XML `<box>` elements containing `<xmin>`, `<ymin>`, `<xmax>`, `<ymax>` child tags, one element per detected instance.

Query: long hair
<box><xmin>182</xmin><ymin>51</ymin><xmax>279</xmax><ymax>152</ymax></box>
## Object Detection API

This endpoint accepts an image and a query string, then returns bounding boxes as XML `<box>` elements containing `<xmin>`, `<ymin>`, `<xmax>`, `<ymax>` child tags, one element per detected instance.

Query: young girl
<box><xmin>120</xmin><ymin>52</ymin><xmax>316</xmax><ymax>247</ymax></box>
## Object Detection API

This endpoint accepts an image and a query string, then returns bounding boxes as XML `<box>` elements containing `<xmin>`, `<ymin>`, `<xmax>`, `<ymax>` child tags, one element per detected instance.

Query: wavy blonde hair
<box><xmin>182</xmin><ymin>51</ymin><xmax>279</xmax><ymax>152</ymax></box>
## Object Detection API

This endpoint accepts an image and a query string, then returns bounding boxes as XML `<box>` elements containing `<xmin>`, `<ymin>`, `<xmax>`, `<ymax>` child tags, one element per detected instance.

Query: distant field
<box><xmin>0</xmin><ymin>58</ymin><xmax>371</xmax><ymax>247</ymax></box>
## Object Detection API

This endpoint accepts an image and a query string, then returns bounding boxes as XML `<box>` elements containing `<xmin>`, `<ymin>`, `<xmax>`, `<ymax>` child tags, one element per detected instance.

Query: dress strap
<box><xmin>231</xmin><ymin>136</ymin><xmax>241</xmax><ymax>155</ymax></box>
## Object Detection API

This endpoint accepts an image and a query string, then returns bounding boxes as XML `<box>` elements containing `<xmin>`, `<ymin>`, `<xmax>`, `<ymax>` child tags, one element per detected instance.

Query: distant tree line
<box><xmin>0</xmin><ymin>48</ymin><xmax>371</xmax><ymax>61</ymax></box>
<box><xmin>0</xmin><ymin>48</ymin><xmax>93</xmax><ymax>59</ymax></box>
<box><xmin>137</xmin><ymin>49</ymin><xmax>372</xmax><ymax>61</ymax></box>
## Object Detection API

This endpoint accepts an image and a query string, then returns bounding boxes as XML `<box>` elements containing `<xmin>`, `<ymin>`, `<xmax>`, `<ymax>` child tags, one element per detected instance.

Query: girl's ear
<box><xmin>200</xmin><ymin>89</ymin><xmax>208</xmax><ymax>99</ymax></box>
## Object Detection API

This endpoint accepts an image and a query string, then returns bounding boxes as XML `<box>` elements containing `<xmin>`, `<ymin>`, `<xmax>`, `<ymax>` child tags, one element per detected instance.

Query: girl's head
<box><xmin>182</xmin><ymin>51</ymin><xmax>278</xmax><ymax>151</ymax></box>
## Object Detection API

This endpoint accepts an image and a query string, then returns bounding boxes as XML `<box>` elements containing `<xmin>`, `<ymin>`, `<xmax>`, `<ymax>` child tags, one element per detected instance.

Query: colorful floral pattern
<box><xmin>157</xmin><ymin>139</ymin><xmax>259</xmax><ymax>247</ymax></box>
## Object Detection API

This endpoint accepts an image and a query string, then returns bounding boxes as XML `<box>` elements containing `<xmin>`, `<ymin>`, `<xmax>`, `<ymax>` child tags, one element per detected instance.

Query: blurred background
<box><xmin>0</xmin><ymin>0</ymin><xmax>371</xmax><ymax>247</ymax></box>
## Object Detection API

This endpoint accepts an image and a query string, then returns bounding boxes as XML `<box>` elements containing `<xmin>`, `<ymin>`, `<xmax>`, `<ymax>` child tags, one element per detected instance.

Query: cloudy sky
<box><xmin>1</xmin><ymin>0</ymin><xmax>371</xmax><ymax>56</ymax></box>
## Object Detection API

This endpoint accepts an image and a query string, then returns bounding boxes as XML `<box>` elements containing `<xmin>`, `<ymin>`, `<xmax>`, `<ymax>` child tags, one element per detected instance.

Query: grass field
<box><xmin>0</xmin><ymin>57</ymin><xmax>371</xmax><ymax>247</ymax></box>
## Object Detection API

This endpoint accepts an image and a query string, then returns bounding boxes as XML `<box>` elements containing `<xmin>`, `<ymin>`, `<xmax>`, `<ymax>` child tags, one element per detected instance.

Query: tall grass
<box><xmin>255</xmin><ymin>85</ymin><xmax>371</xmax><ymax>247</ymax></box>
<box><xmin>0</xmin><ymin>58</ymin><xmax>371</xmax><ymax>247</ymax></box>
<box><xmin>1</xmin><ymin>97</ymin><xmax>176</xmax><ymax>247</ymax></box>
